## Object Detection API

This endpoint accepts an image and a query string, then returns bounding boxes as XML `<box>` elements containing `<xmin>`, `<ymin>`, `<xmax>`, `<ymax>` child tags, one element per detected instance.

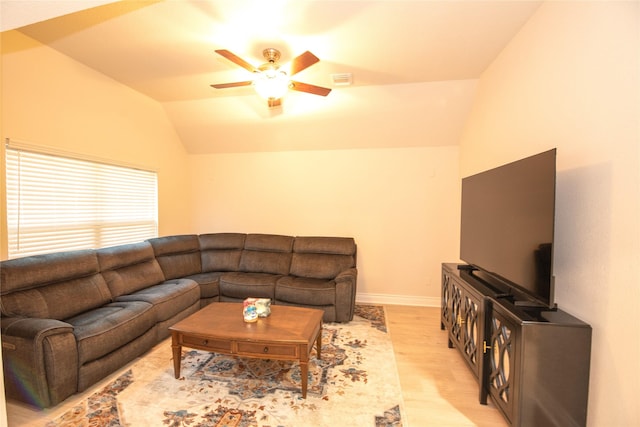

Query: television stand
<box><xmin>441</xmin><ymin>263</ymin><xmax>592</xmax><ymax>427</ymax></box>
<box><xmin>513</xmin><ymin>299</ymin><xmax>558</xmax><ymax>310</ymax></box>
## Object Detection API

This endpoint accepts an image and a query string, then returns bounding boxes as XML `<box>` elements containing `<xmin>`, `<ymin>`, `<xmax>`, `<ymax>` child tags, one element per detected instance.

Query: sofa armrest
<box><xmin>2</xmin><ymin>316</ymin><xmax>72</xmax><ymax>338</ymax></box>
<box><xmin>334</xmin><ymin>267</ymin><xmax>358</xmax><ymax>322</ymax></box>
<box><xmin>335</xmin><ymin>267</ymin><xmax>357</xmax><ymax>283</ymax></box>
<box><xmin>2</xmin><ymin>317</ymin><xmax>79</xmax><ymax>407</ymax></box>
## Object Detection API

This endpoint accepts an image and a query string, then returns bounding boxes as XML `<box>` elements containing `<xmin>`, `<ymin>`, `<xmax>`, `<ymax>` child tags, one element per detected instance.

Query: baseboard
<box><xmin>356</xmin><ymin>293</ymin><xmax>440</xmax><ymax>307</ymax></box>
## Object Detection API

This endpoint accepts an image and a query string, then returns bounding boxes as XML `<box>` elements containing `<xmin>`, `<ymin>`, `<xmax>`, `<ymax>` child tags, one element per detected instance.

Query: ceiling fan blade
<box><xmin>215</xmin><ymin>49</ymin><xmax>258</xmax><ymax>73</ymax></box>
<box><xmin>268</xmin><ymin>98</ymin><xmax>282</xmax><ymax>108</ymax></box>
<box><xmin>289</xmin><ymin>51</ymin><xmax>320</xmax><ymax>76</ymax></box>
<box><xmin>290</xmin><ymin>81</ymin><xmax>331</xmax><ymax>96</ymax></box>
<box><xmin>210</xmin><ymin>81</ymin><xmax>253</xmax><ymax>89</ymax></box>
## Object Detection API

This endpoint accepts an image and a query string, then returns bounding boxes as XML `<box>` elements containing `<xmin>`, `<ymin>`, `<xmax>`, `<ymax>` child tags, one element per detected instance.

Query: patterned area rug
<box><xmin>46</xmin><ymin>305</ymin><xmax>405</xmax><ymax>427</ymax></box>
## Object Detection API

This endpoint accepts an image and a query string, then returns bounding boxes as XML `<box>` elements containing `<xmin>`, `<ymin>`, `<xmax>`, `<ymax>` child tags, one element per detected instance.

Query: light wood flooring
<box><xmin>385</xmin><ymin>305</ymin><xmax>508</xmax><ymax>427</ymax></box>
<box><xmin>6</xmin><ymin>305</ymin><xmax>508</xmax><ymax>426</ymax></box>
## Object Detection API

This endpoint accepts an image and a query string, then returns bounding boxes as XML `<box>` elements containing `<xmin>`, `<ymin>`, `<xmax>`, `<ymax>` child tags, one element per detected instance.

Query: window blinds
<box><xmin>5</xmin><ymin>146</ymin><xmax>158</xmax><ymax>258</ymax></box>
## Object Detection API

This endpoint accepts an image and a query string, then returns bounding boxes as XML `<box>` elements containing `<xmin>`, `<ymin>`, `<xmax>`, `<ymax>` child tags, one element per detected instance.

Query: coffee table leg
<box><xmin>300</xmin><ymin>359</ymin><xmax>309</xmax><ymax>398</ymax></box>
<box><xmin>316</xmin><ymin>326</ymin><xmax>322</xmax><ymax>360</ymax></box>
<box><xmin>300</xmin><ymin>326</ymin><xmax>322</xmax><ymax>398</ymax></box>
<box><xmin>171</xmin><ymin>332</ymin><xmax>181</xmax><ymax>379</ymax></box>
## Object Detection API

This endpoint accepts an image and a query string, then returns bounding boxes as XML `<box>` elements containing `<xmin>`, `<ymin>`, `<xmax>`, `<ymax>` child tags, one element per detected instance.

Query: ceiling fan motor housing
<box><xmin>262</xmin><ymin>48</ymin><xmax>281</xmax><ymax>63</ymax></box>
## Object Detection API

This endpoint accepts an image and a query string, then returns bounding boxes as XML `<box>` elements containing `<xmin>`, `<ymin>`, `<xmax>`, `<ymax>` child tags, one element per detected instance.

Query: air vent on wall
<box><xmin>331</xmin><ymin>73</ymin><xmax>353</xmax><ymax>86</ymax></box>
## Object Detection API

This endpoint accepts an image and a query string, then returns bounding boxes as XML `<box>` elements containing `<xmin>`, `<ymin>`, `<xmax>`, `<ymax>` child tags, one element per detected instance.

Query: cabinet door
<box><xmin>441</xmin><ymin>271</ymin><xmax>454</xmax><ymax>330</ymax></box>
<box><xmin>461</xmin><ymin>292</ymin><xmax>481</xmax><ymax>371</ymax></box>
<box><xmin>449</xmin><ymin>277</ymin><xmax>463</xmax><ymax>346</ymax></box>
<box><xmin>486</xmin><ymin>306</ymin><xmax>518</xmax><ymax>424</ymax></box>
<box><xmin>447</xmin><ymin>275</ymin><xmax>482</xmax><ymax>378</ymax></box>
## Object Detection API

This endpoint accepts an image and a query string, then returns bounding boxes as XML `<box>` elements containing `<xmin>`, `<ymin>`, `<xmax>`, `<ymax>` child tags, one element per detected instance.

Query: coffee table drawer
<box><xmin>237</xmin><ymin>342</ymin><xmax>298</xmax><ymax>357</ymax></box>
<box><xmin>182</xmin><ymin>335</ymin><xmax>232</xmax><ymax>353</ymax></box>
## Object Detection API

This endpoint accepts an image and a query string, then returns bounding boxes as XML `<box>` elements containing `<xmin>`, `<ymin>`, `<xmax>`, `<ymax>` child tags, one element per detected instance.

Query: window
<box><xmin>5</xmin><ymin>144</ymin><xmax>158</xmax><ymax>258</ymax></box>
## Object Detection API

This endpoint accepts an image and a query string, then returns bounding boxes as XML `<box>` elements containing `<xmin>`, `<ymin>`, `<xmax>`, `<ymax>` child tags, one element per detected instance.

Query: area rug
<box><xmin>45</xmin><ymin>305</ymin><xmax>406</xmax><ymax>427</ymax></box>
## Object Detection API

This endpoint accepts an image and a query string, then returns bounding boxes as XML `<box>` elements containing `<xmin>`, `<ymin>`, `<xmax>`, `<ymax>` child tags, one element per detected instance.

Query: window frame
<box><xmin>4</xmin><ymin>140</ymin><xmax>158</xmax><ymax>259</ymax></box>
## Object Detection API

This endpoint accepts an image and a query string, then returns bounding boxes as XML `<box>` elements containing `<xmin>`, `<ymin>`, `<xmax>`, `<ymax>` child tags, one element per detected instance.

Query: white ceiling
<box><xmin>6</xmin><ymin>0</ymin><xmax>543</xmax><ymax>153</ymax></box>
<box><xmin>0</xmin><ymin>0</ymin><xmax>117</xmax><ymax>31</ymax></box>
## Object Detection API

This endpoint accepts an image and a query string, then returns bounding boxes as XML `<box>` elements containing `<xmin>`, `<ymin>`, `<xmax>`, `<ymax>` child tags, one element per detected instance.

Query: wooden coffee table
<box><xmin>168</xmin><ymin>302</ymin><xmax>323</xmax><ymax>398</ymax></box>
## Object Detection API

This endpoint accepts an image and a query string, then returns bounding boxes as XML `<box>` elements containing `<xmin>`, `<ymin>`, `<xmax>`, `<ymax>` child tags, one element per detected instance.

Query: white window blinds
<box><xmin>5</xmin><ymin>145</ymin><xmax>158</xmax><ymax>258</ymax></box>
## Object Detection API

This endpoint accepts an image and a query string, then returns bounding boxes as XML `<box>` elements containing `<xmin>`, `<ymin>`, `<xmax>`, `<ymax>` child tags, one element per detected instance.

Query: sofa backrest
<box><xmin>0</xmin><ymin>249</ymin><xmax>112</xmax><ymax>320</ymax></box>
<box><xmin>147</xmin><ymin>234</ymin><xmax>201</xmax><ymax>279</ymax></box>
<box><xmin>290</xmin><ymin>236</ymin><xmax>357</xmax><ymax>279</ymax></box>
<box><xmin>97</xmin><ymin>241</ymin><xmax>165</xmax><ymax>298</ymax></box>
<box><xmin>239</xmin><ymin>234</ymin><xmax>293</xmax><ymax>275</ymax></box>
<box><xmin>198</xmin><ymin>233</ymin><xmax>246</xmax><ymax>273</ymax></box>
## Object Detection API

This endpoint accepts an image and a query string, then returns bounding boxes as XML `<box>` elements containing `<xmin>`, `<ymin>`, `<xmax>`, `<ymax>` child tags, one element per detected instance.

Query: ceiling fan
<box><xmin>211</xmin><ymin>48</ymin><xmax>331</xmax><ymax>108</ymax></box>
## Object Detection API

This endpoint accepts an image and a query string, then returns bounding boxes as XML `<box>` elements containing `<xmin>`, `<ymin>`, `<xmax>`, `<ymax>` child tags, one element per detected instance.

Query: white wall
<box><xmin>189</xmin><ymin>146</ymin><xmax>461</xmax><ymax>305</ymax></box>
<box><xmin>459</xmin><ymin>2</ymin><xmax>640</xmax><ymax>426</ymax></box>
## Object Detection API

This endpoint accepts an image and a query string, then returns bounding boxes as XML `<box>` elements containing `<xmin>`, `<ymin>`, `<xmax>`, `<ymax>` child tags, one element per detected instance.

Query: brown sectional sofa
<box><xmin>0</xmin><ymin>233</ymin><xmax>357</xmax><ymax>408</ymax></box>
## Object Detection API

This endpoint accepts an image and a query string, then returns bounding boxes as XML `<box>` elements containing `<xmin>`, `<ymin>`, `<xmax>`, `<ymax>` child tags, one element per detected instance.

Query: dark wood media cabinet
<box><xmin>441</xmin><ymin>263</ymin><xmax>592</xmax><ymax>427</ymax></box>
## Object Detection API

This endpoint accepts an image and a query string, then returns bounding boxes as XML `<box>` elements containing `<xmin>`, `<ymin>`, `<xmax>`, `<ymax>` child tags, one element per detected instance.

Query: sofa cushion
<box><xmin>0</xmin><ymin>249</ymin><xmax>98</xmax><ymax>293</ymax></box>
<box><xmin>199</xmin><ymin>233</ymin><xmax>246</xmax><ymax>272</ymax></box>
<box><xmin>66</xmin><ymin>301</ymin><xmax>155</xmax><ymax>365</ymax></box>
<box><xmin>77</xmin><ymin>326</ymin><xmax>157</xmax><ymax>393</ymax></box>
<box><xmin>0</xmin><ymin>250</ymin><xmax>112</xmax><ymax>320</ymax></box>
<box><xmin>114</xmin><ymin>279</ymin><xmax>200</xmax><ymax>322</ymax></box>
<box><xmin>202</xmin><ymin>250</ymin><xmax>242</xmax><ymax>272</ymax></box>
<box><xmin>276</xmin><ymin>276</ymin><xmax>336</xmax><ymax>306</ymax></box>
<box><xmin>276</xmin><ymin>300</ymin><xmax>337</xmax><ymax>324</ymax></box>
<box><xmin>293</xmin><ymin>236</ymin><xmax>356</xmax><ymax>256</ymax></box>
<box><xmin>219</xmin><ymin>272</ymin><xmax>279</xmax><ymax>299</ymax></box>
<box><xmin>97</xmin><ymin>242</ymin><xmax>166</xmax><ymax>298</ymax></box>
<box><xmin>244</xmin><ymin>233</ymin><xmax>293</xmax><ymax>252</ymax></box>
<box><xmin>199</xmin><ymin>233</ymin><xmax>246</xmax><ymax>250</ymax></box>
<box><xmin>147</xmin><ymin>235</ymin><xmax>202</xmax><ymax>280</ymax></box>
<box><xmin>184</xmin><ymin>272</ymin><xmax>224</xmax><ymax>299</ymax></box>
<box><xmin>239</xmin><ymin>234</ymin><xmax>293</xmax><ymax>275</ymax></box>
<box><xmin>290</xmin><ymin>253</ymin><xmax>356</xmax><ymax>280</ymax></box>
<box><xmin>240</xmin><ymin>251</ymin><xmax>292</xmax><ymax>275</ymax></box>
<box><xmin>290</xmin><ymin>237</ymin><xmax>356</xmax><ymax>279</ymax></box>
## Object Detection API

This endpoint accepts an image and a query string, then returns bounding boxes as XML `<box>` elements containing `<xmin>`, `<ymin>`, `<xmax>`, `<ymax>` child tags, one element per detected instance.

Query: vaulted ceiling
<box><xmin>4</xmin><ymin>1</ymin><xmax>542</xmax><ymax>153</ymax></box>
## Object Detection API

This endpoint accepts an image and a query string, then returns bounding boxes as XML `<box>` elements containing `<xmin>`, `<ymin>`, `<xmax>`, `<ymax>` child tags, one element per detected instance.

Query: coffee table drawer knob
<box><xmin>263</xmin><ymin>346</ymin><xmax>269</xmax><ymax>353</ymax></box>
<box><xmin>203</xmin><ymin>340</ymin><xmax>208</xmax><ymax>345</ymax></box>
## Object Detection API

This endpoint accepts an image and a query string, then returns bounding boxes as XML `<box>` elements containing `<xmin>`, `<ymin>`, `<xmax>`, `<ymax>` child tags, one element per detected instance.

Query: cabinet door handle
<box><xmin>483</xmin><ymin>341</ymin><xmax>492</xmax><ymax>354</ymax></box>
<box><xmin>457</xmin><ymin>315</ymin><xmax>466</xmax><ymax>326</ymax></box>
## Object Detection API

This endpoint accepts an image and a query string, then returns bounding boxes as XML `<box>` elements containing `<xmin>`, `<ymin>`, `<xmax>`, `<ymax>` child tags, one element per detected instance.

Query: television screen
<box><xmin>460</xmin><ymin>149</ymin><xmax>556</xmax><ymax>308</ymax></box>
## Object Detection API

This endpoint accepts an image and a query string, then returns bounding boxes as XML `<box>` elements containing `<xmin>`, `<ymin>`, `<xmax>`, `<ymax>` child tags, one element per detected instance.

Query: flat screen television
<box><xmin>460</xmin><ymin>148</ymin><xmax>557</xmax><ymax>309</ymax></box>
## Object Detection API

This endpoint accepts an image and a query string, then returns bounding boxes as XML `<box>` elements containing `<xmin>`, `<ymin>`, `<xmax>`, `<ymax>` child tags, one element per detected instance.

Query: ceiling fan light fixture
<box><xmin>212</xmin><ymin>48</ymin><xmax>330</xmax><ymax>106</ymax></box>
<box><xmin>253</xmin><ymin>67</ymin><xmax>290</xmax><ymax>100</ymax></box>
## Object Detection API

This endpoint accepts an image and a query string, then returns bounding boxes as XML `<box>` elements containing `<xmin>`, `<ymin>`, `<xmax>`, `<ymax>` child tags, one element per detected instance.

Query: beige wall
<box><xmin>460</xmin><ymin>2</ymin><xmax>640</xmax><ymax>426</ymax></box>
<box><xmin>0</xmin><ymin>31</ymin><xmax>192</xmax><ymax>260</ymax></box>
<box><xmin>189</xmin><ymin>146</ymin><xmax>460</xmax><ymax>304</ymax></box>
